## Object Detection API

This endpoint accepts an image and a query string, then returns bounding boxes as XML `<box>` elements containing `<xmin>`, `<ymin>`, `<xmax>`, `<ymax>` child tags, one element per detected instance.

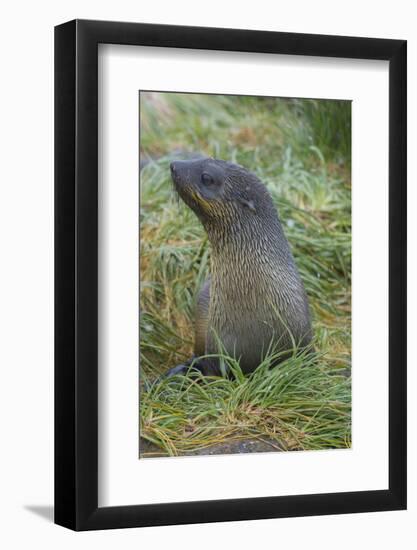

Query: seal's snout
<box><xmin>170</xmin><ymin>161</ymin><xmax>178</xmax><ymax>184</ymax></box>
<box><xmin>170</xmin><ymin>160</ymin><xmax>192</xmax><ymax>189</ymax></box>
<box><xmin>170</xmin><ymin>161</ymin><xmax>183</xmax><ymax>185</ymax></box>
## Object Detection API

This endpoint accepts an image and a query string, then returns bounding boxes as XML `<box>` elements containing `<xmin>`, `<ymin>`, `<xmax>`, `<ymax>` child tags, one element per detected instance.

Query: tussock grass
<box><xmin>139</xmin><ymin>92</ymin><xmax>351</xmax><ymax>457</ymax></box>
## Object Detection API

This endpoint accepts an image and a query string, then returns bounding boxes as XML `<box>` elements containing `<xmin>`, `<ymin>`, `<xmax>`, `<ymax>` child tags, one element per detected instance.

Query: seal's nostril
<box><xmin>170</xmin><ymin>162</ymin><xmax>177</xmax><ymax>174</ymax></box>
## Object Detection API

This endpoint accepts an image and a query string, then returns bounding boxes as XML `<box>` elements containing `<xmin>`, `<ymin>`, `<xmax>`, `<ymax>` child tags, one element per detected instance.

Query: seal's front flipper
<box><xmin>164</xmin><ymin>362</ymin><xmax>194</xmax><ymax>379</ymax></box>
<box><xmin>143</xmin><ymin>359</ymin><xmax>196</xmax><ymax>391</ymax></box>
<box><xmin>164</xmin><ymin>356</ymin><xmax>221</xmax><ymax>379</ymax></box>
<box><xmin>164</xmin><ymin>356</ymin><xmax>198</xmax><ymax>379</ymax></box>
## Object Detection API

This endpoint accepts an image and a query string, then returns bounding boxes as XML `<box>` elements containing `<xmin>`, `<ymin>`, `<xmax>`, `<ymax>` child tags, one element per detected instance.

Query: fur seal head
<box><xmin>170</xmin><ymin>157</ymin><xmax>277</xmax><ymax>230</ymax></box>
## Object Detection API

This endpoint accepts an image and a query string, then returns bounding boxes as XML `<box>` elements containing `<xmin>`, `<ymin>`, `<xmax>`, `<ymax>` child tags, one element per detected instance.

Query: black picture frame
<box><xmin>55</xmin><ymin>19</ymin><xmax>407</xmax><ymax>531</ymax></box>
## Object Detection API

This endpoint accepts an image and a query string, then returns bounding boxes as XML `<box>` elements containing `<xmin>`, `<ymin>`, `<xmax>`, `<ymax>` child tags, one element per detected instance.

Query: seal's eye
<box><xmin>201</xmin><ymin>173</ymin><xmax>214</xmax><ymax>186</ymax></box>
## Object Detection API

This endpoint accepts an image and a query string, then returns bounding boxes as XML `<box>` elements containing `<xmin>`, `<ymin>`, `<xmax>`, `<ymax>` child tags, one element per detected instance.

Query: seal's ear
<box><xmin>238</xmin><ymin>197</ymin><xmax>256</xmax><ymax>213</ymax></box>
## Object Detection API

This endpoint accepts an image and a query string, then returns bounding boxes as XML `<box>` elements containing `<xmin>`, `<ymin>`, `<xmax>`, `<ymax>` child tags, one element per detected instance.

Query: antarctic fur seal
<box><xmin>166</xmin><ymin>157</ymin><xmax>312</xmax><ymax>377</ymax></box>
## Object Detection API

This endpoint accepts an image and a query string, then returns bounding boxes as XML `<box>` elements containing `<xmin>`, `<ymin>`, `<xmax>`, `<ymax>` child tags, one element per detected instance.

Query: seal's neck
<box><xmin>205</xmin><ymin>211</ymin><xmax>292</xmax><ymax>267</ymax></box>
<box><xmin>207</xmin><ymin>221</ymin><xmax>298</xmax><ymax>311</ymax></box>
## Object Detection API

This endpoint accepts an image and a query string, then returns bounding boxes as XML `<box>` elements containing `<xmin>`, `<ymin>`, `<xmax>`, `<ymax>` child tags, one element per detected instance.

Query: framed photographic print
<box><xmin>54</xmin><ymin>19</ymin><xmax>406</xmax><ymax>530</ymax></box>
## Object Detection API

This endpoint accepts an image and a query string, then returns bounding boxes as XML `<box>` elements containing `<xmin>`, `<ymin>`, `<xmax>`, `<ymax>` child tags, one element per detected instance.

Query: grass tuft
<box><xmin>140</xmin><ymin>349</ymin><xmax>351</xmax><ymax>456</ymax></box>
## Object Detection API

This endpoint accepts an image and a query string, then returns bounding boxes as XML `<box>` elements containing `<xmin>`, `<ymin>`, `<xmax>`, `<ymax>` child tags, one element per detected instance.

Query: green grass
<box><xmin>139</xmin><ymin>92</ymin><xmax>351</xmax><ymax>457</ymax></box>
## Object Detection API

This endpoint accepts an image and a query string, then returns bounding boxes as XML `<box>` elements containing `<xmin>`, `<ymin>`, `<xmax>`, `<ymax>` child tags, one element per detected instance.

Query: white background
<box><xmin>0</xmin><ymin>0</ymin><xmax>415</xmax><ymax>548</ymax></box>
<box><xmin>99</xmin><ymin>46</ymin><xmax>389</xmax><ymax>506</ymax></box>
